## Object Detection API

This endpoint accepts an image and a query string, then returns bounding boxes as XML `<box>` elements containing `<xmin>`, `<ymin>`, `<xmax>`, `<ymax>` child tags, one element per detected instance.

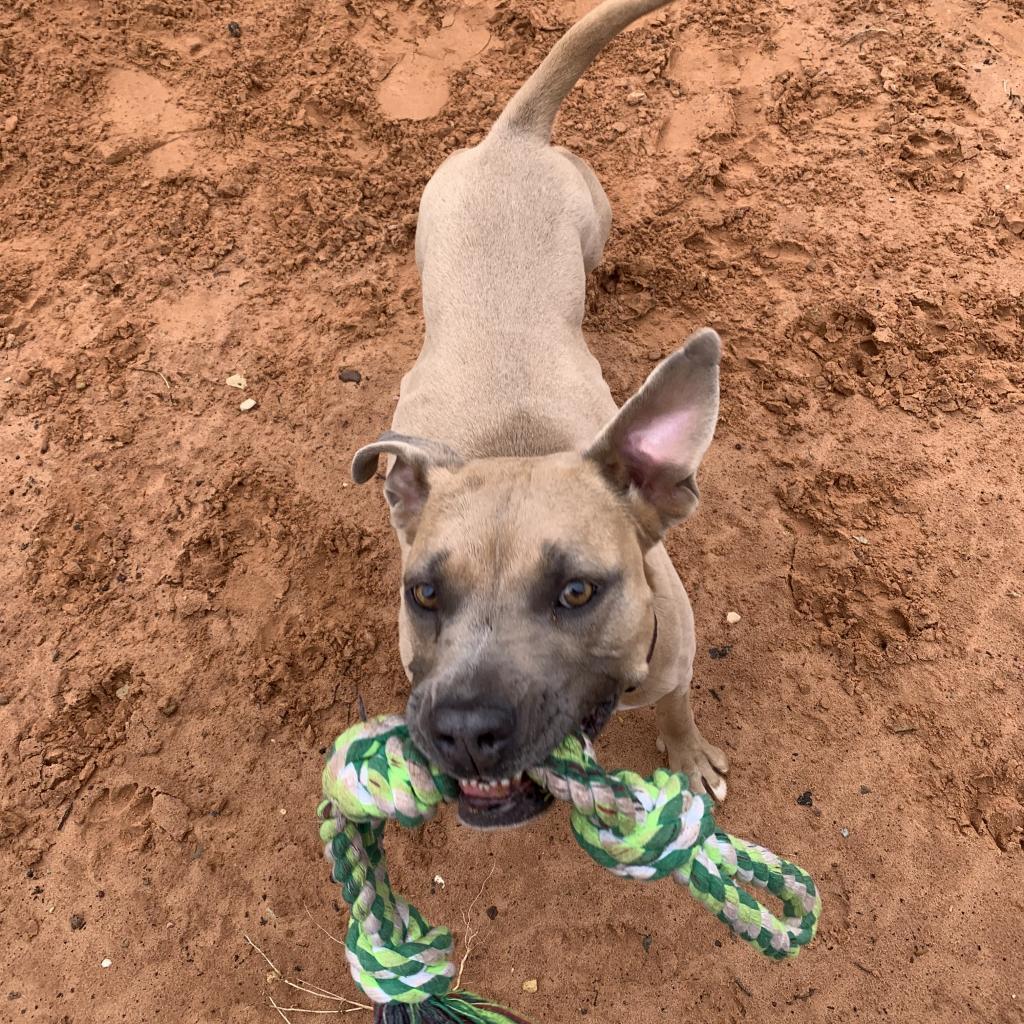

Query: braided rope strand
<box><xmin>319</xmin><ymin>716</ymin><xmax>822</xmax><ymax>1019</ymax></box>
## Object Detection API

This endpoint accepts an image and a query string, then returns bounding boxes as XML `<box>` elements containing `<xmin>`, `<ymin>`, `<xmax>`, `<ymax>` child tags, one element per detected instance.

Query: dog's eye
<box><xmin>411</xmin><ymin>583</ymin><xmax>440</xmax><ymax>610</ymax></box>
<box><xmin>558</xmin><ymin>579</ymin><xmax>595</xmax><ymax>609</ymax></box>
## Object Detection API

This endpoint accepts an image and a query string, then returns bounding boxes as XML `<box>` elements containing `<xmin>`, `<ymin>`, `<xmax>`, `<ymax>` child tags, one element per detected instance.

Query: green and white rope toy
<box><xmin>318</xmin><ymin>715</ymin><xmax>821</xmax><ymax>1023</ymax></box>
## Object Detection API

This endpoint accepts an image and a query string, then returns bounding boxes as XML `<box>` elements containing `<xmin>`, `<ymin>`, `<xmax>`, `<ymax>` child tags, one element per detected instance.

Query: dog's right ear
<box><xmin>352</xmin><ymin>431</ymin><xmax>463</xmax><ymax>535</ymax></box>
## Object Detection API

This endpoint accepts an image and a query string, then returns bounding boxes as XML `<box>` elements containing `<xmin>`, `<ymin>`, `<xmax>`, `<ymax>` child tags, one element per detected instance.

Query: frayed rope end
<box><xmin>373</xmin><ymin>992</ymin><xmax>534</xmax><ymax>1024</ymax></box>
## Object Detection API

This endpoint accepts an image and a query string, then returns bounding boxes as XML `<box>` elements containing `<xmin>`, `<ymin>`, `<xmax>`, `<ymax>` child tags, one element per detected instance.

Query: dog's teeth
<box><xmin>500</xmin><ymin>778</ymin><xmax>510</xmax><ymax>786</ymax></box>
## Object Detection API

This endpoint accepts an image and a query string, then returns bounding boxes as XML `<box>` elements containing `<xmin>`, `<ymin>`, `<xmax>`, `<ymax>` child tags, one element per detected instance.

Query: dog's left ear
<box><xmin>585</xmin><ymin>328</ymin><xmax>720</xmax><ymax>539</ymax></box>
<box><xmin>352</xmin><ymin>431</ymin><xmax>463</xmax><ymax>537</ymax></box>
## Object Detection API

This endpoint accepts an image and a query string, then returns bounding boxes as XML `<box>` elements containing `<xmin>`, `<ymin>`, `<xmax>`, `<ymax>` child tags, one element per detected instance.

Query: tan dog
<box><xmin>353</xmin><ymin>0</ymin><xmax>728</xmax><ymax>828</ymax></box>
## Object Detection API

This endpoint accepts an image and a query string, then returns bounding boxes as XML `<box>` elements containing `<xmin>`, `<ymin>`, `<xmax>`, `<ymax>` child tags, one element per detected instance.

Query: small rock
<box><xmin>859</xmin><ymin>785</ymin><xmax>871</xmax><ymax>795</ymax></box>
<box><xmin>227</xmin><ymin>21</ymin><xmax>242</xmax><ymax>37</ymax></box>
<box><xmin>432</xmin><ymin>874</ymin><xmax>445</xmax><ymax>889</ymax></box>
<box><xmin>2</xmin><ymin>114</ymin><xmax>17</xmax><ymax>133</ymax></box>
<box><xmin>339</xmin><ymin>368</ymin><xmax>362</xmax><ymax>384</ymax></box>
<box><xmin>94</xmin><ymin>138</ymin><xmax>135</xmax><ymax>165</ymax></box>
<box><xmin>888</xmin><ymin>721</ymin><xmax>917</xmax><ymax>735</ymax></box>
<box><xmin>839</xmin><ymin>827</ymin><xmax>850</xmax><ymax>838</ymax></box>
<box><xmin>725</xmin><ymin>611</ymin><xmax>742</xmax><ymax>625</ymax></box>
<box><xmin>100</xmin><ymin>958</ymin><xmax>112</xmax><ymax>969</ymax></box>
<box><xmin>239</xmin><ymin>398</ymin><xmax>257</xmax><ymax>412</ymax></box>
<box><xmin>216</xmin><ymin>176</ymin><xmax>245</xmax><ymax>198</ymax></box>
<box><xmin>611</xmin><ymin>121</ymin><xmax>627</xmax><ymax>134</ymax></box>
<box><xmin>796</xmin><ymin>790</ymin><xmax>813</xmax><ymax>807</ymax></box>
<box><xmin>521</xmin><ymin>979</ymin><xmax>538</xmax><ymax>994</ymax></box>
<box><xmin>151</xmin><ymin>793</ymin><xmax>190</xmax><ymax>842</ymax></box>
<box><xmin>70</xmin><ymin>914</ymin><xmax>86</xmax><ymax>931</ymax></box>
<box><xmin>158</xmin><ymin>696</ymin><xmax>179</xmax><ymax>717</ymax></box>
<box><xmin>115</xmin><ymin>684</ymin><xmax>132</xmax><ymax>701</ymax></box>
<box><xmin>641</xmin><ymin>933</ymin><xmax>653</xmax><ymax>953</ymax></box>
<box><xmin>0</xmin><ymin>694</ymin><xmax>9</xmax><ymax>706</ymax></box>
<box><xmin>626</xmin><ymin>90</ymin><xmax>646</xmax><ymax>106</ymax></box>
<box><xmin>225</xmin><ymin>373</ymin><xmax>247</xmax><ymax>390</ymax></box>
<box><xmin>485</xmin><ymin>905</ymin><xmax>498</xmax><ymax>920</ymax></box>
<box><xmin>709</xmin><ymin>645</ymin><xmax>731</xmax><ymax>660</ymax></box>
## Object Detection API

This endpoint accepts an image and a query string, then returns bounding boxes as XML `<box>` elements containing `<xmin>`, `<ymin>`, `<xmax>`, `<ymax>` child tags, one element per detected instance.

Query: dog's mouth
<box><xmin>456</xmin><ymin>696</ymin><xmax>616</xmax><ymax>829</ymax></box>
<box><xmin>456</xmin><ymin>772</ymin><xmax>551</xmax><ymax>829</ymax></box>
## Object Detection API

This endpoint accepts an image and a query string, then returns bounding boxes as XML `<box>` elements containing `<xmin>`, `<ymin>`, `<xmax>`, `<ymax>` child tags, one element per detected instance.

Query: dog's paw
<box><xmin>659</xmin><ymin>733</ymin><xmax>729</xmax><ymax>802</ymax></box>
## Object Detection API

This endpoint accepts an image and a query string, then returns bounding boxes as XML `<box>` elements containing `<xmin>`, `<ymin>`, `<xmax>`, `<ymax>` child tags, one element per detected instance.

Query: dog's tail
<box><xmin>491</xmin><ymin>0</ymin><xmax>675</xmax><ymax>142</ymax></box>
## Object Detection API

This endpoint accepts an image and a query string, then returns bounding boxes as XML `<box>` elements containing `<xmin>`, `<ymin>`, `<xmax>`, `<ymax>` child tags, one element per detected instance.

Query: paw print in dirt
<box><xmin>893</xmin><ymin>127</ymin><xmax>967</xmax><ymax>193</ymax></box>
<box><xmin>79</xmin><ymin>782</ymin><xmax>154</xmax><ymax>857</ymax></box>
<box><xmin>961</xmin><ymin>769</ymin><xmax>1024</xmax><ymax>854</ymax></box>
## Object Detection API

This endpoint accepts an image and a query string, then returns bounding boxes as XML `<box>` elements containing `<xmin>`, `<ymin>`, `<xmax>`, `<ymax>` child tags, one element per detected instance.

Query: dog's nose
<box><xmin>429</xmin><ymin>700</ymin><xmax>517</xmax><ymax>777</ymax></box>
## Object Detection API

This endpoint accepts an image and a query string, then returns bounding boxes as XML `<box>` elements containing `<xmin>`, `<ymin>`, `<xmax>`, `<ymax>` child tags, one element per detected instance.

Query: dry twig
<box><xmin>455</xmin><ymin>862</ymin><xmax>497</xmax><ymax>990</ymax></box>
<box><xmin>127</xmin><ymin>365</ymin><xmax>173</xmax><ymax>396</ymax></box>
<box><xmin>244</xmin><ymin>933</ymin><xmax>370</xmax><ymax>1013</ymax></box>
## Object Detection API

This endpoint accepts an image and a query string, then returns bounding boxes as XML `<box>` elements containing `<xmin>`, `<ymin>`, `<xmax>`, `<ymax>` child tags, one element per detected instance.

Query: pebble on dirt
<box><xmin>796</xmin><ymin>790</ymin><xmax>813</xmax><ymax>807</ymax></box>
<box><xmin>227</xmin><ymin>22</ymin><xmax>242</xmax><ymax>37</ymax></box>
<box><xmin>239</xmin><ymin>398</ymin><xmax>257</xmax><ymax>412</ymax></box>
<box><xmin>100</xmin><ymin>958</ymin><xmax>112</xmax><ymax>969</ymax></box>
<box><xmin>522</xmin><ymin>979</ymin><xmax>538</xmax><ymax>993</ymax></box>
<box><xmin>225</xmin><ymin>374</ymin><xmax>246</xmax><ymax>390</ymax></box>
<box><xmin>709</xmin><ymin>645</ymin><xmax>731</xmax><ymax>659</ymax></box>
<box><xmin>726</xmin><ymin>611</ymin><xmax>742</xmax><ymax>625</ymax></box>
<box><xmin>70</xmin><ymin>914</ymin><xmax>85</xmax><ymax>930</ymax></box>
<box><xmin>339</xmin><ymin>368</ymin><xmax>362</xmax><ymax>384</ymax></box>
<box><xmin>151</xmin><ymin>793</ymin><xmax>191</xmax><ymax>842</ymax></box>
<box><xmin>486</xmin><ymin>905</ymin><xmax>498</xmax><ymax>920</ymax></box>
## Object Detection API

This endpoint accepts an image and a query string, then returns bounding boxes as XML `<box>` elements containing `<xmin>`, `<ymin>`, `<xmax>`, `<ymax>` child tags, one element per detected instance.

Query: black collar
<box><xmin>646</xmin><ymin>611</ymin><xmax>658</xmax><ymax>665</ymax></box>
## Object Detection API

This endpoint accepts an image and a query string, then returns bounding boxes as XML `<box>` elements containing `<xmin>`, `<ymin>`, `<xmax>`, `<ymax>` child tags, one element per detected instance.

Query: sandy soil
<box><xmin>2</xmin><ymin>0</ymin><xmax>1023</xmax><ymax>1021</ymax></box>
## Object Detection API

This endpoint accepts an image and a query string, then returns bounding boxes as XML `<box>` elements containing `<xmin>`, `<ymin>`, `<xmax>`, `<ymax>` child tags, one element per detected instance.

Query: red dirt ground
<box><xmin>1</xmin><ymin>1</ymin><xmax>1023</xmax><ymax>1022</ymax></box>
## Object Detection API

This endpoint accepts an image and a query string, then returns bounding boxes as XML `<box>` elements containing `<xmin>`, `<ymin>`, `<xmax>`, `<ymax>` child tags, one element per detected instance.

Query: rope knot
<box><xmin>530</xmin><ymin>734</ymin><xmax>714</xmax><ymax>881</ymax></box>
<box><xmin>322</xmin><ymin>714</ymin><xmax>456</xmax><ymax>827</ymax></box>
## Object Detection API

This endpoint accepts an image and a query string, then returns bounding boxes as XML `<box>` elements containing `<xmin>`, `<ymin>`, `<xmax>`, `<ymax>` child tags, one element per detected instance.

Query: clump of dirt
<box><xmin>1</xmin><ymin>0</ymin><xmax>1022</xmax><ymax>1022</ymax></box>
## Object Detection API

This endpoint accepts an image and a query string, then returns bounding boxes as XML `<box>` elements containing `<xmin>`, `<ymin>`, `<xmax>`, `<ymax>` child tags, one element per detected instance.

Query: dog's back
<box><xmin>395</xmin><ymin>0</ymin><xmax>675</xmax><ymax>459</ymax></box>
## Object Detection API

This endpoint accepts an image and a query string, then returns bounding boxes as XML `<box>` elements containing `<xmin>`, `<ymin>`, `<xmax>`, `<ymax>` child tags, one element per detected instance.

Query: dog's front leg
<box><xmin>656</xmin><ymin>680</ymin><xmax>729</xmax><ymax>801</ymax></box>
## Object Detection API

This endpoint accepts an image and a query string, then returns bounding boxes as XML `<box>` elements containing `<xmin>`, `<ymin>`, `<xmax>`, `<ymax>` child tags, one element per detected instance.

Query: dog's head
<box><xmin>352</xmin><ymin>330</ymin><xmax>720</xmax><ymax>827</ymax></box>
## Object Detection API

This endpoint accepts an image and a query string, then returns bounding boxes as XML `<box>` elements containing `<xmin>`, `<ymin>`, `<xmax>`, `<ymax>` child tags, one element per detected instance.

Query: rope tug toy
<box><xmin>318</xmin><ymin>716</ymin><xmax>821</xmax><ymax>1023</ymax></box>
